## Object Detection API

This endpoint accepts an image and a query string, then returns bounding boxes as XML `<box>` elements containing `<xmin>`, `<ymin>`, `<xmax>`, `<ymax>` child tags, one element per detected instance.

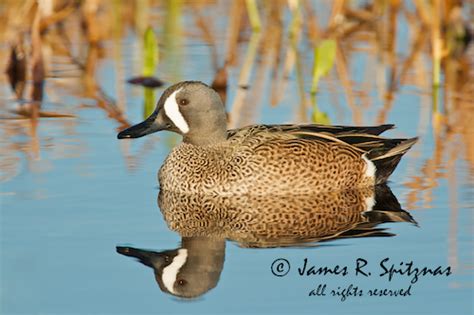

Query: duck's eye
<box><xmin>179</xmin><ymin>98</ymin><xmax>189</xmax><ymax>106</ymax></box>
<box><xmin>178</xmin><ymin>279</ymin><xmax>187</xmax><ymax>286</ymax></box>
<box><xmin>164</xmin><ymin>255</ymin><xmax>170</xmax><ymax>263</ymax></box>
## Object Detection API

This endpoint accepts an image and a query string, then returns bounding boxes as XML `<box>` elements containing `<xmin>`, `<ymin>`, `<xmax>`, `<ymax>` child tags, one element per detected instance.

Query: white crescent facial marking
<box><xmin>362</xmin><ymin>154</ymin><xmax>376</xmax><ymax>178</ymax></box>
<box><xmin>163</xmin><ymin>87</ymin><xmax>189</xmax><ymax>134</ymax></box>
<box><xmin>162</xmin><ymin>249</ymin><xmax>188</xmax><ymax>294</ymax></box>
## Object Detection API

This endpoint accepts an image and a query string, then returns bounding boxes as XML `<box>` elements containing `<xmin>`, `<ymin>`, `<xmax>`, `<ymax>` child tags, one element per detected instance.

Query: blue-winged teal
<box><xmin>118</xmin><ymin>237</ymin><xmax>225</xmax><ymax>298</ymax></box>
<box><xmin>118</xmin><ymin>81</ymin><xmax>417</xmax><ymax>195</ymax></box>
<box><xmin>117</xmin><ymin>185</ymin><xmax>414</xmax><ymax>298</ymax></box>
<box><xmin>157</xmin><ymin>185</ymin><xmax>415</xmax><ymax>247</ymax></box>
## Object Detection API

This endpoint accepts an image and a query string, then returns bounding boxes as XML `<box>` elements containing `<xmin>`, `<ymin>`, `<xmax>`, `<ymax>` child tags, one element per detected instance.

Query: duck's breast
<box><xmin>158</xmin><ymin>143</ymin><xmax>233</xmax><ymax>194</ymax></box>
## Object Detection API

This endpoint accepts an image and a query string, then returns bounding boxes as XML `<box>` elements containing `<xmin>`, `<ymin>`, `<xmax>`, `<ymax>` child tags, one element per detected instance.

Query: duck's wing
<box><xmin>227</xmin><ymin>124</ymin><xmax>404</xmax><ymax>154</ymax></box>
<box><xmin>227</xmin><ymin>124</ymin><xmax>418</xmax><ymax>184</ymax></box>
<box><xmin>227</xmin><ymin>123</ymin><xmax>394</xmax><ymax>138</ymax></box>
<box><xmin>288</xmin><ymin>129</ymin><xmax>418</xmax><ymax>182</ymax></box>
<box><xmin>273</xmin><ymin>123</ymin><xmax>395</xmax><ymax>135</ymax></box>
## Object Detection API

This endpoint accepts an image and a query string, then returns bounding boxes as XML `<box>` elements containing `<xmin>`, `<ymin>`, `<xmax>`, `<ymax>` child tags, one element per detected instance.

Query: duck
<box><xmin>117</xmin><ymin>237</ymin><xmax>225</xmax><ymax>299</ymax></box>
<box><xmin>157</xmin><ymin>184</ymin><xmax>416</xmax><ymax>247</ymax></box>
<box><xmin>117</xmin><ymin>185</ymin><xmax>415</xmax><ymax>298</ymax></box>
<box><xmin>117</xmin><ymin>81</ymin><xmax>417</xmax><ymax>195</ymax></box>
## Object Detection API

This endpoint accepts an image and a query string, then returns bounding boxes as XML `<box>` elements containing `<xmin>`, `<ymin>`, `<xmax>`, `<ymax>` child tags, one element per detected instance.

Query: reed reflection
<box><xmin>117</xmin><ymin>184</ymin><xmax>415</xmax><ymax>299</ymax></box>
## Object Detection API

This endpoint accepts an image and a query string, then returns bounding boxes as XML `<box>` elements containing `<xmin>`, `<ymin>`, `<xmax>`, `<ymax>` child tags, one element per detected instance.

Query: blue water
<box><xmin>1</xmin><ymin>2</ymin><xmax>473</xmax><ymax>314</ymax></box>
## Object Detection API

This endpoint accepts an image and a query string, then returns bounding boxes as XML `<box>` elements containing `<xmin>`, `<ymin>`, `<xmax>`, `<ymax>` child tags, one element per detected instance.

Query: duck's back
<box><xmin>158</xmin><ymin>125</ymin><xmax>375</xmax><ymax>195</ymax></box>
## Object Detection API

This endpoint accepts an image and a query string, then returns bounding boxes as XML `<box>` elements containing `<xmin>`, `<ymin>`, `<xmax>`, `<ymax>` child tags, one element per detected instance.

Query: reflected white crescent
<box><xmin>162</xmin><ymin>248</ymin><xmax>188</xmax><ymax>294</ymax></box>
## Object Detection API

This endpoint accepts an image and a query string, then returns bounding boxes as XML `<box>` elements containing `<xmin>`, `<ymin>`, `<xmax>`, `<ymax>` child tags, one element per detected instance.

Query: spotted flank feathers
<box><xmin>158</xmin><ymin>185</ymin><xmax>416</xmax><ymax>248</ymax></box>
<box><xmin>159</xmin><ymin>123</ymin><xmax>417</xmax><ymax>195</ymax></box>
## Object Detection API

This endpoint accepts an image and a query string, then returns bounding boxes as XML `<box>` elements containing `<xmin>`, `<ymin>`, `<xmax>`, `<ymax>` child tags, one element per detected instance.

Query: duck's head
<box><xmin>117</xmin><ymin>81</ymin><xmax>227</xmax><ymax>145</ymax></box>
<box><xmin>117</xmin><ymin>237</ymin><xmax>226</xmax><ymax>298</ymax></box>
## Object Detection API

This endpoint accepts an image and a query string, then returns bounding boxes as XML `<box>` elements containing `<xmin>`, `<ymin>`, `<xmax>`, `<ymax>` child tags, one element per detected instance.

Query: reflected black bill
<box><xmin>116</xmin><ymin>246</ymin><xmax>172</xmax><ymax>268</ymax></box>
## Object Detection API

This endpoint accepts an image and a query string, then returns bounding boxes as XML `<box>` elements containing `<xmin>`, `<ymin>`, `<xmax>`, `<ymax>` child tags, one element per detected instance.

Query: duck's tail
<box><xmin>366</xmin><ymin>137</ymin><xmax>418</xmax><ymax>184</ymax></box>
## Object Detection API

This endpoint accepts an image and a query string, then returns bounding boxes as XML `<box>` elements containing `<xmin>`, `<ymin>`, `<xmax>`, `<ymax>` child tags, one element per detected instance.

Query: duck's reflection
<box><xmin>117</xmin><ymin>237</ymin><xmax>225</xmax><ymax>298</ymax></box>
<box><xmin>117</xmin><ymin>185</ymin><xmax>415</xmax><ymax>298</ymax></box>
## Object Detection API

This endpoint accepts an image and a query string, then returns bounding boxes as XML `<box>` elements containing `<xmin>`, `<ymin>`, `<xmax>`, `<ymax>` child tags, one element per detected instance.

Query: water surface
<box><xmin>1</xmin><ymin>1</ymin><xmax>473</xmax><ymax>314</ymax></box>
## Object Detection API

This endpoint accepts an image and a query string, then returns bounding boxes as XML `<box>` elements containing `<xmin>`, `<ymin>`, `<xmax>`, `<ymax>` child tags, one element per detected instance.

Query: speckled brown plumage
<box><xmin>158</xmin><ymin>124</ymin><xmax>417</xmax><ymax>195</ymax></box>
<box><xmin>158</xmin><ymin>185</ymin><xmax>414</xmax><ymax>248</ymax></box>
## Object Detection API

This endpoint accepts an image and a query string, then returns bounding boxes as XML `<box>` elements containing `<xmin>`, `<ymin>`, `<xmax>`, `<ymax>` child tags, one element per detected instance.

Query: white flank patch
<box><xmin>162</xmin><ymin>249</ymin><xmax>188</xmax><ymax>294</ymax></box>
<box><xmin>364</xmin><ymin>196</ymin><xmax>375</xmax><ymax>212</ymax></box>
<box><xmin>362</xmin><ymin>154</ymin><xmax>376</xmax><ymax>178</ymax></box>
<box><xmin>163</xmin><ymin>88</ymin><xmax>189</xmax><ymax>134</ymax></box>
